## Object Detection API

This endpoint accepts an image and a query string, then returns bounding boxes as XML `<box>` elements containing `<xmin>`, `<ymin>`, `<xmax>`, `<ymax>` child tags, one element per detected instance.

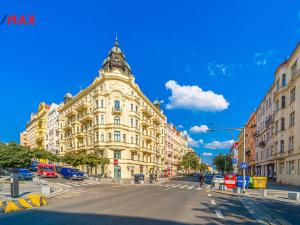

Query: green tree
<box><xmin>0</xmin><ymin>142</ymin><xmax>32</xmax><ymax>168</ymax></box>
<box><xmin>180</xmin><ymin>152</ymin><xmax>200</xmax><ymax>174</ymax></box>
<box><xmin>212</xmin><ymin>154</ymin><xmax>233</xmax><ymax>172</ymax></box>
<box><xmin>197</xmin><ymin>163</ymin><xmax>208</xmax><ymax>172</ymax></box>
<box><xmin>61</xmin><ymin>153</ymin><xmax>85</xmax><ymax>167</ymax></box>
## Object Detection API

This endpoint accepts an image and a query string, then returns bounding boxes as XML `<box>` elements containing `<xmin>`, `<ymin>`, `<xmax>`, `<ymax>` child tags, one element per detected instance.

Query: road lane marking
<box><xmin>211</xmin><ymin>200</ymin><xmax>216</xmax><ymax>205</ymax></box>
<box><xmin>187</xmin><ymin>185</ymin><xmax>194</xmax><ymax>190</ymax></box>
<box><xmin>208</xmin><ymin>193</ymin><xmax>212</xmax><ymax>197</ymax></box>
<box><xmin>54</xmin><ymin>183</ymin><xmax>72</xmax><ymax>188</ymax></box>
<box><xmin>65</xmin><ymin>182</ymin><xmax>82</xmax><ymax>187</ymax></box>
<box><xmin>165</xmin><ymin>188</ymin><xmax>172</xmax><ymax>190</ymax></box>
<box><xmin>179</xmin><ymin>185</ymin><xmax>189</xmax><ymax>189</ymax></box>
<box><xmin>214</xmin><ymin>210</ymin><xmax>224</xmax><ymax>219</ymax></box>
<box><xmin>196</xmin><ymin>188</ymin><xmax>202</xmax><ymax>191</ymax></box>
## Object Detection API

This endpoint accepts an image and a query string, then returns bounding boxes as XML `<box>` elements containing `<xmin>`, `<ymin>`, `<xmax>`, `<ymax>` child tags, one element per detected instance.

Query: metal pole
<box><xmin>224</xmin><ymin>155</ymin><xmax>227</xmax><ymax>173</ymax></box>
<box><xmin>243</xmin><ymin>127</ymin><xmax>246</xmax><ymax>194</ymax></box>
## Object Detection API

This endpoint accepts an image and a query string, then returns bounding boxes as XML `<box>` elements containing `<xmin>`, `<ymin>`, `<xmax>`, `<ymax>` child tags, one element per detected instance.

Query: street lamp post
<box><xmin>207</xmin><ymin>127</ymin><xmax>246</xmax><ymax>194</ymax></box>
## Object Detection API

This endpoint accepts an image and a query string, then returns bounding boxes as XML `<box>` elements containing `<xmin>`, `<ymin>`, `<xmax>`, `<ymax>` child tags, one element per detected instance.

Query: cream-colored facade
<box><xmin>22</xmin><ymin>102</ymin><xmax>50</xmax><ymax>149</ymax></box>
<box><xmin>164</xmin><ymin>124</ymin><xmax>195</xmax><ymax>176</ymax></box>
<box><xmin>273</xmin><ymin>45</ymin><xmax>300</xmax><ymax>185</ymax></box>
<box><xmin>58</xmin><ymin>39</ymin><xmax>166</xmax><ymax>180</ymax></box>
<box><xmin>45</xmin><ymin>103</ymin><xmax>60</xmax><ymax>154</ymax></box>
<box><xmin>255</xmin><ymin>84</ymin><xmax>275</xmax><ymax>179</ymax></box>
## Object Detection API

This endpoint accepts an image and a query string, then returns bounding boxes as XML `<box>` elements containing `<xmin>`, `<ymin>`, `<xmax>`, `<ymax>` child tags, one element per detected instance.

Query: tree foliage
<box><xmin>212</xmin><ymin>154</ymin><xmax>233</xmax><ymax>172</ymax></box>
<box><xmin>180</xmin><ymin>152</ymin><xmax>201</xmax><ymax>173</ymax></box>
<box><xmin>0</xmin><ymin>142</ymin><xmax>109</xmax><ymax>170</ymax></box>
<box><xmin>0</xmin><ymin>142</ymin><xmax>32</xmax><ymax>168</ymax></box>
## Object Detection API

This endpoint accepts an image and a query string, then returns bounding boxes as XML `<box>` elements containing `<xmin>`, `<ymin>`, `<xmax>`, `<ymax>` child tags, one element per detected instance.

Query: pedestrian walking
<box><xmin>199</xmin><ymin>172</ymin><xmax>204</xmax><ymax>188</ymax></box>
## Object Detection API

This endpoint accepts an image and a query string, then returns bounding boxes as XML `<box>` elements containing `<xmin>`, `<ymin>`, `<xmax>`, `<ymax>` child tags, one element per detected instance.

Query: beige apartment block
<box><xmin>58</xmin><ymin>39</ymin><xmax>166</xmax><ymax>180</ymax></box>
<box><xmin>164</xmin><ymin>124</ymin><xmax>190</xmax><ymax>176</ymax></box>
<box><xmin>272</xmin><ymin>44</ymin><xmax>300</xmax><ymax>185</ymax></box>
<box><xmin>23</xmin><ymin>102</ymin><xmax>50</xmax><ymax>149</ymax></box>
<box><xmin>20</xmin><ymin>131</ymin><xmax>27</xmax><ymax>147</ymax></box>
<box><xmin>255</xmin><ymin>84</ymin><xmax>275</xmax><ymax>180</ymax></box>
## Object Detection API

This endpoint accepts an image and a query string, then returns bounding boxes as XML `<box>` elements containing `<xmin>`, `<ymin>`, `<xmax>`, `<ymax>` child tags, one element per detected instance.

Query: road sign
<box><xmin>240</xmin><ymin>162</ymin><xmax>248</xmax><ymax>169</ymax></box>
<box><xmin>232</xmin><ymin>158</ymin><xmax>238</xmax><ymax>165</ymax></box>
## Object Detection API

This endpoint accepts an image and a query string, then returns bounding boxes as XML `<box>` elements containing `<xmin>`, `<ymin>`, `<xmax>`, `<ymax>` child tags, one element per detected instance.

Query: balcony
<box><xmin>141</xmin><ymin>107</ymin><xmax>152</xmax><ymax>117</ymax></box>
<box><xmin>141</xmin><ymin>120</ymin><xmax>150</xmax><ymax>127</ymax></box>
<box><xmin>144</xmin><ymin>135</ymin><xmax>152</xmax><ymax>142</ymax></box>
<box><xmin>79</xmin><ymin>113</ymin><xmax>93</xmax><ymax>123</ymax></box>
<box><xmin>63</xmin><ymin>124</ymin><xmax>72</xmax><ymax>131</ymax></box>
<box><xmin>75</xmin><ymin>132</ymin><xmax>84</xmax><ymax>139</ymax></box>
<box><xmin>112</xmin><ymin>107</ymin><xmax>122</xmax><ymax>115</ymax></box>
<box><xmin>76</xmin><ymin>103</ymin><xmax>89</xmax><ymax>112</ymax></box>
<box><xmin>65</xmin><ymin>110</ymin><xmax>76</xmax><ymax>118</ymax></box>
<box><xmin>152</xmin><ymin>117</ymin><xmax>161</xmax><ymax>124</ymax></box>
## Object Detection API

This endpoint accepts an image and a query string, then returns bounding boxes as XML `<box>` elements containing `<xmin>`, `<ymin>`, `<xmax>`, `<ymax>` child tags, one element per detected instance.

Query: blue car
<box><xmin>17</xmin><ymin>168</ymin><xmax>34</xmax><ymax>180</ymax></box>
<box><xmin>61</xmin><ymin>167</ymin><xmax>84</xmax><ymax>180</ymax></box>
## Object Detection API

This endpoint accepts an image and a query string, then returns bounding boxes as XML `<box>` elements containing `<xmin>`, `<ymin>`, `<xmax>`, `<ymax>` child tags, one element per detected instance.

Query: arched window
<box><xmin>114</xmin><ymin>116</ymin><xmax>120</xmax><ymax>125</ymax></box>
<box><xmin>114</xmin><ymin>100</ymin><xmax>120</xmax><ymax>110</ymax></box>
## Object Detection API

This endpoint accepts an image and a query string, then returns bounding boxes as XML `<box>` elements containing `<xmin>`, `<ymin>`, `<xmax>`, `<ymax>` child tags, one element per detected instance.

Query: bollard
<box><xmin>288</xmin><ymin>192</ymin><xmax>300</xmax><ymax>201</ymax></box>
<box><xmin>257</xmin><ymin>189</ymin><xmax>267</xmax><ymax>197</ymax></box>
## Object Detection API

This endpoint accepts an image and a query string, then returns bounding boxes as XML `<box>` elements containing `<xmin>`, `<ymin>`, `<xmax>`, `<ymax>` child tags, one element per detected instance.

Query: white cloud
<box><xmin>204</xmin><ymin>140</ymin><xmax>235</xmax><ymax>150</ymax></box>
<box><xmin>202</xmin><ymin>152</ymin><xmax>213</xmax><ymax>157</ymax></box>
<box><xmin>188</xmin><ymin>137</ymin><xmax>204</xmax><ymax>147</ymax></box>
<box><xmin>254</xmin><ymin>50</ymin><xmax>274</xmax><ymax>66</ymax></box>
<box><xmin>165</xmin><ymin>80</ymin><xmax>229</xmax><ymax>112</ymax></box>
<box><xmin>177</xmin><ymin>125</ymin><xmax>184</xmax><ymax>129</ymax></box>
<box><xmin>207</xmin><ymin>61</ymin><xmax>229</xmax><ymax>76</ymax></box>
<box><xmin>190</xmin><ymin>125</ymin><xmax>209</xmax><ymax>133</ymax></box>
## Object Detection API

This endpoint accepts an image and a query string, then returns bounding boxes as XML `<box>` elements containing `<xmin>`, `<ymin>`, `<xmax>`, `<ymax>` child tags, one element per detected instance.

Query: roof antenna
<box><xmin>115</xmin><ymin>32</ymin><xmax>119</xmax><ymax>47</ymax></box>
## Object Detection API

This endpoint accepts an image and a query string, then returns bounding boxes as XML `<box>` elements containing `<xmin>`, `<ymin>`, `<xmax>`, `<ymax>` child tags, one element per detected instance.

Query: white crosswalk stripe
<box><xmin>50</xmin><ymin>180</ymin><xmax>99</xmax><ymax>188</ymax></box>
<box><xmin>158</xmin><ymin>183</ymin><xmax>202</xmax><ymax>191</ymax></box>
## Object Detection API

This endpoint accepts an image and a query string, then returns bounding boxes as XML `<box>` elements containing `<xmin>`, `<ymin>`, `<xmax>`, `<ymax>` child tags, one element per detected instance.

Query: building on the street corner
<box><xmin>45</xmin><ymin>103</ymin><xmax>60</xmax><ymax>154</ymax></box>
<box><xmin>255</xmin><ymin>84</ymin><xmax>275</xmax><ymax>180</ymax></box>
<box><xmin>57</xmin><ymin>38</ymin><xmax>167</xmax><ymax>180</ymax></box>
<box><xmin>22</xmin><ymin>102</ymin><xmax>50</xmax><ymax>149</ymax></box>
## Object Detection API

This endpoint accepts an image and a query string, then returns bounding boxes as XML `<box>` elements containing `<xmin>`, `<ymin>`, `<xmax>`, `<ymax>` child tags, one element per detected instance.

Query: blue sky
<box><xmin>1</xmin><ymin>0</ymin><xmax>300</xmax><ymax>165</ymax></box>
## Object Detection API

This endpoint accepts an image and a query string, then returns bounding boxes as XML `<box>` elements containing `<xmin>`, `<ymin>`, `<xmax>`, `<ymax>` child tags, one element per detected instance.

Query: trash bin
<box><xmin>236</xmin><ymin>176</ymin><xmax>250</xmax><ymax>189</ymax></box>
<box><xmin>134</xmin><ymin>174</ymin><xmax>145</xmax><ymax>184</ymax></box>
<box><xmin>10</xmin><ymin>173</ymin><xmax>19</xmax><ymax>198</ymax></box>
<box><xmin>253</xmin><ymin>176</ymin><xmax>267</xmax><ymax>189</ymax></box>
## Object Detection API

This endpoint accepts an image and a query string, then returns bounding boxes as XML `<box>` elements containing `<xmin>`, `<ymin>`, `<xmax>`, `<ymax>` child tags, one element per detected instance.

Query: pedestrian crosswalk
<box><xmin>158</xmin><ymin>183</ymin><xmax>202</xmax><ymax>191</ymax></box>
<box><xmin>50</xmin><ymin>180</ymin><xmax>100</xmax><ymax>189</ymax></box>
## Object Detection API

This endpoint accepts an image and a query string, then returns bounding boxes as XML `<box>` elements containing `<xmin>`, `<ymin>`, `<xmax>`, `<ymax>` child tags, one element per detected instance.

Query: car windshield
<box><xmin>70</xmin><ymin>169</ymin><xmax>80</xmax><ymax>172</ymax></box>
<box><xmin>40</xmin><ymin>167</ymin><xmax>54</xmax><ymax>171</ymax></box>
<box><xmin>215</xmin><ymin>175</ymin><xmax>224</xmax><ymax>178</ymax></box>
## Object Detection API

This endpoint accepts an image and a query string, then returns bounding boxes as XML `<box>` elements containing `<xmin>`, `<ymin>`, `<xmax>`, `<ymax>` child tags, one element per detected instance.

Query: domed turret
<box><xmin>64</xmin><ymin>92</ymin><xmax>73</xmax><ymax>103</ymax></box>
<box><xmin>101</xmin><ymin>36</ymin><xmax>132</xmax><ymax>76</ymax></box>
<box><xmin>153</xmin><ymin>99</ymin><xmax>160</xmax><ymax>110</ymax></box>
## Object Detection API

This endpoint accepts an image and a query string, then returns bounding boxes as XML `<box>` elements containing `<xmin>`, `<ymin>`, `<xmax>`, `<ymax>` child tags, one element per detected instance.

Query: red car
<box><xmin>37</xmin><ymin>163</ymin><xmax>57</xmax><ymax>178</ymax></box>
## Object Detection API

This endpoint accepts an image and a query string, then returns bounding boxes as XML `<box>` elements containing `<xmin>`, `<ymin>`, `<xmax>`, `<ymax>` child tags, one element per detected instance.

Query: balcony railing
<box><xmin>112</xmin><ymin>107</ymin><xmax>122</xmax><ymax>115</ymax></box>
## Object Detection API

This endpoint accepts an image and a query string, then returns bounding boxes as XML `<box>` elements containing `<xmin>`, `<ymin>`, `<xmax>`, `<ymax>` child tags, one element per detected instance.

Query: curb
<box><xmin>0</xmin><ymin>194</ymin><xmax>47</xmax><ymax>214</ymax></box>
<box><xmin>46</xmin><ymin>184</ymin><xmax>65</xmax><ymax>198</ymax></box>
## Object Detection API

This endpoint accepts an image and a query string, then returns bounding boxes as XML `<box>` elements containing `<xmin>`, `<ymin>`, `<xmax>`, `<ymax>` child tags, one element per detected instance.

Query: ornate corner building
<box><xmin>57</xmin><ymin>39</ymin><xmax>167</xmax><ymax>179</ymax></box>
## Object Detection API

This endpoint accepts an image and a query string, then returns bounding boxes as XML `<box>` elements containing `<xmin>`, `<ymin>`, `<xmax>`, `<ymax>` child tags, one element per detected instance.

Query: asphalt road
<box><xmin>0</xmin><ymin>177</ymin><xmax>258</xmax><ymax>225</ymax></box>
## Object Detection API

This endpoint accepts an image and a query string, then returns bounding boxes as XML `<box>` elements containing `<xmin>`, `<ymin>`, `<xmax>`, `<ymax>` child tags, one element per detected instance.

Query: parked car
<box><xmin>0</xmin><ymin>168</ymin><xmax>12</xmax><ymax>180</ymax></box>
<box><xmin>212</xmin><ymin>174</ymin><xmax>224</xmax><ymax>184</ymax></box>
<box><xmin>55</xmin><ymin>166</ymin><xmax>62</xmax><ymax>174</ymax></box>
<box><xmin>16</xmin><ymin>168</ymin><xmax>34</xmax><ymax>180</ymax></box>
<box><xmin>37</xmin><ymin>163</ymin><xmax>58</xmax><ymax>178</ymax></box>
<box><xmin>61</xmin><ymin>168</ymin><xmax>84</xmax><ymax>180</ymax></box>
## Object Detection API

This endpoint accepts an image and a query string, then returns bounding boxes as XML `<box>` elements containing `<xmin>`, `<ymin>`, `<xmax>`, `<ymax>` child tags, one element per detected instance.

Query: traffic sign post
<box><xmin>240</xmin><ymin>162</ymin><xmax>248</xmax><ymax>169</ymax></box>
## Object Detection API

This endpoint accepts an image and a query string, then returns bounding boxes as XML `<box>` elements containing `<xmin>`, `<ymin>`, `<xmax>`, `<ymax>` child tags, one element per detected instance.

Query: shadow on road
<box><xmin>0</xmin><ymin>210</ymin><xmax>212</xmax><ymax>225</ymax></box>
